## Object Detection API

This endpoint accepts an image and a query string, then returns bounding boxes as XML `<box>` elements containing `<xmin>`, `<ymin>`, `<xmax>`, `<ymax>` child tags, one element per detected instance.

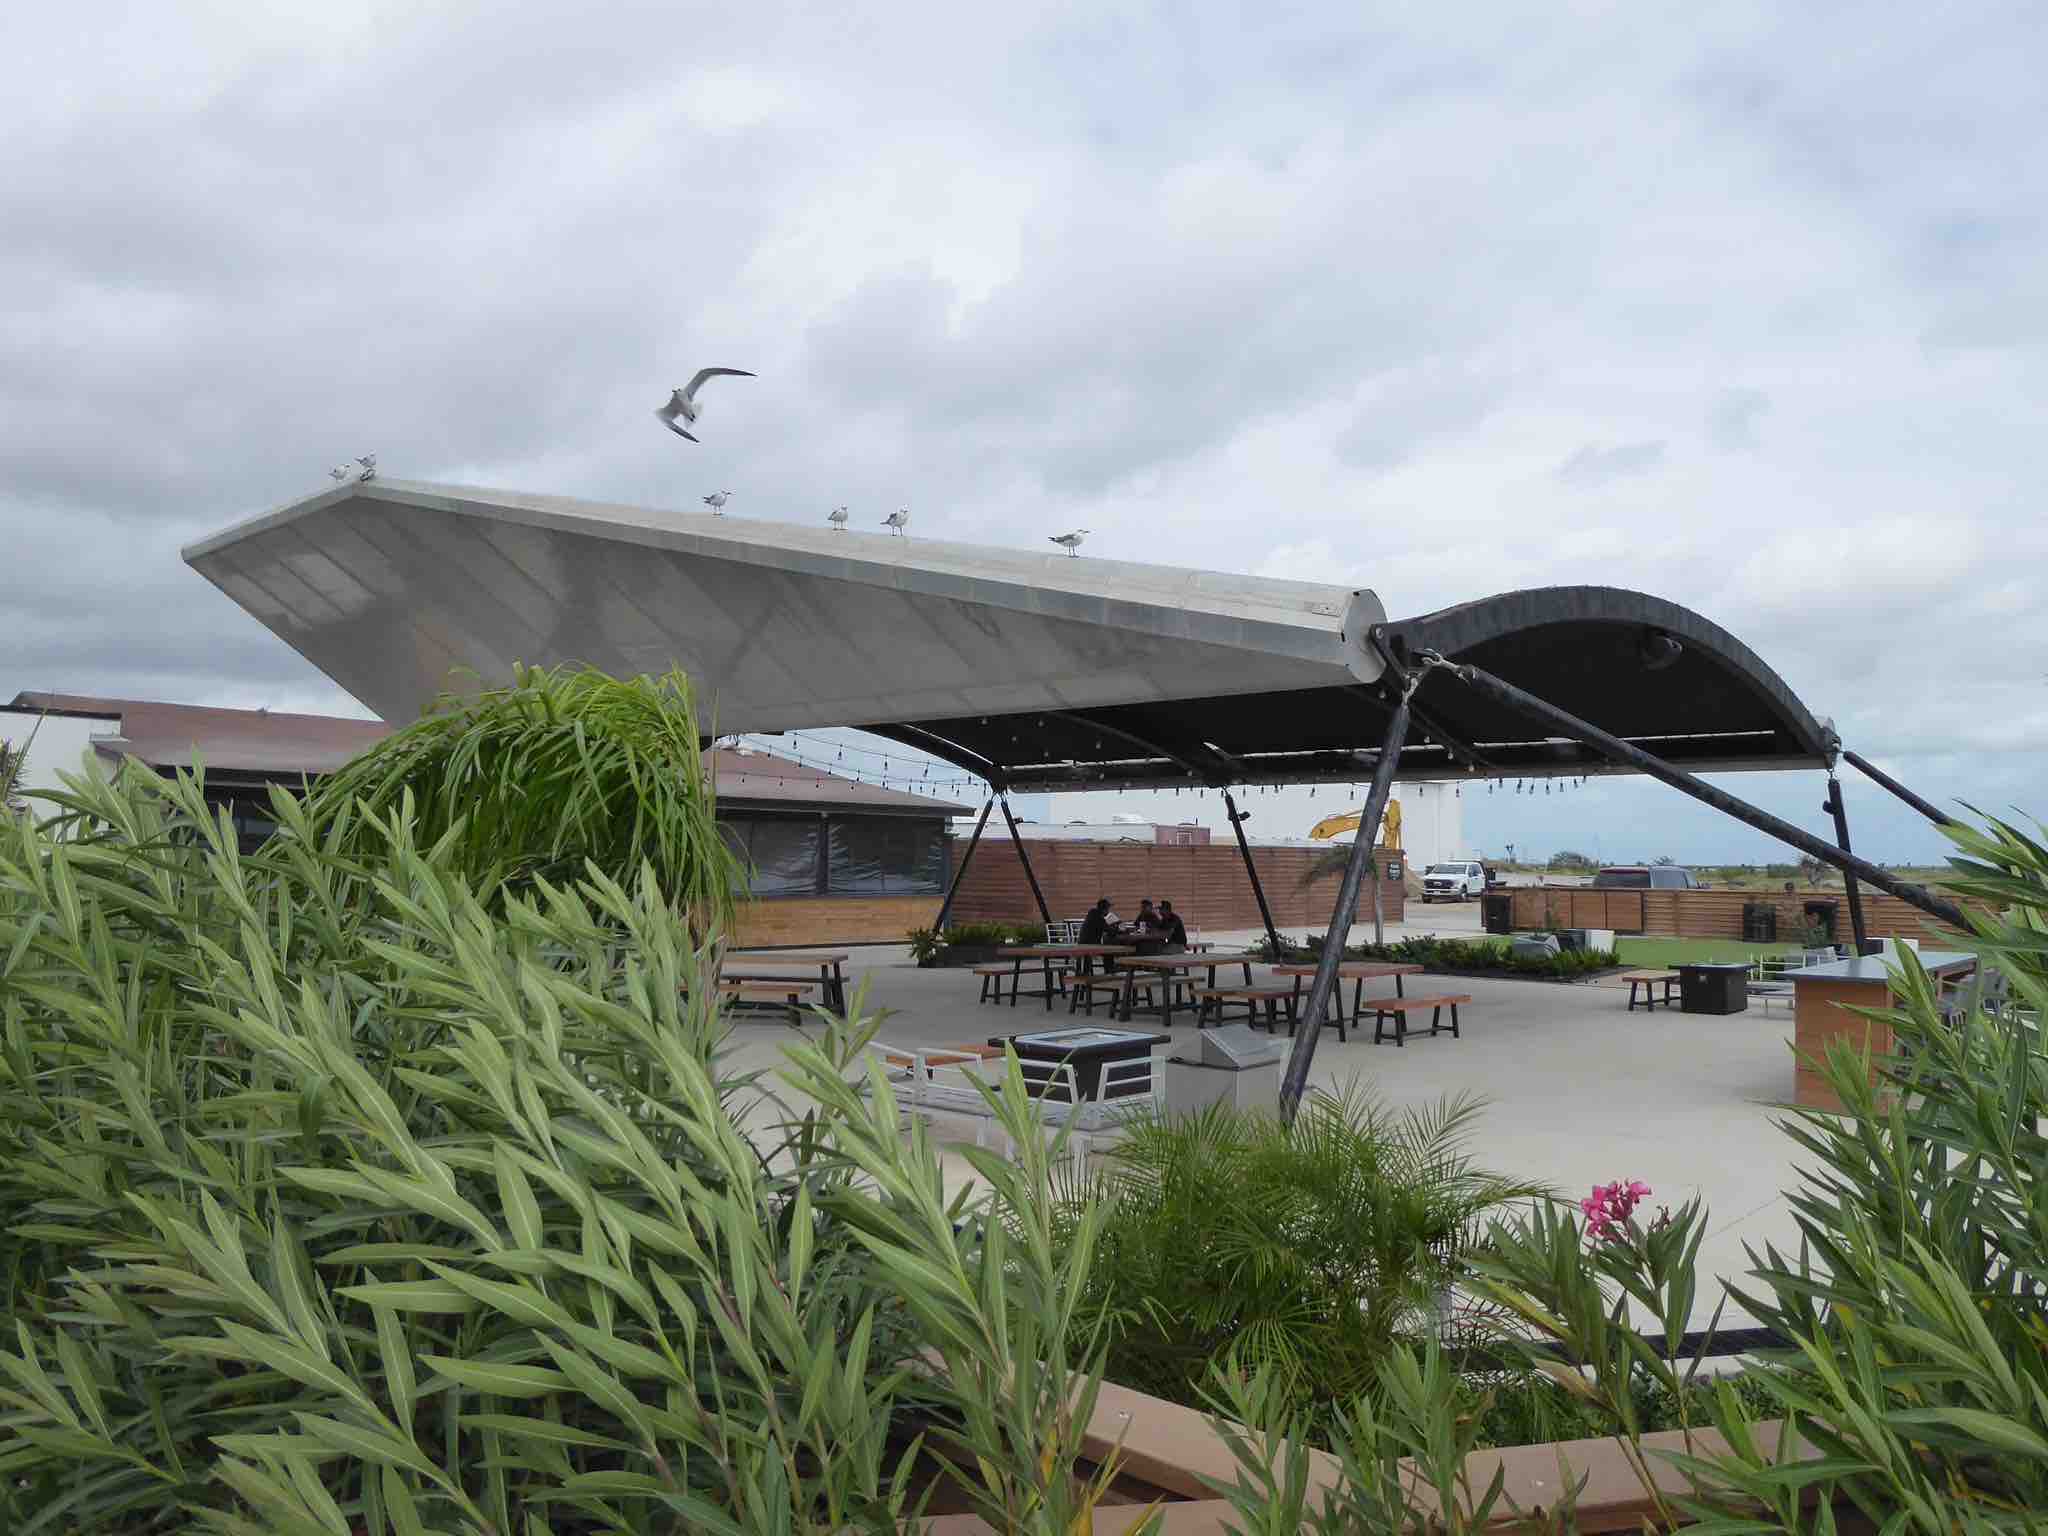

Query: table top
<box><xmin>1118</xmin><ymin>951</ymin><xmax>1256</xmax><ymax>970</ymax></box>
<box><xmin>1270</xmin><ymin>962</ymin><xmax>1425</xmax><ymax>978</ymax></box>
<box><xmin>1676</xmin><ymin>961</ymin><xmax>1752</xmax><ymax>974</ymax></box>
<box><xmin>1789</xmin><ymin>950</ymin><xmax>1976</xmax><ymax>982</ymax></box>
<box><xmin>997</xmin><ymin>944</ymin><xmax>1137</xmax><ymax>958</ymax></box>
<box><xmin>725</xmin><ymin>951</ymin><xmax>849</xmax><ymax>964</ymax></box>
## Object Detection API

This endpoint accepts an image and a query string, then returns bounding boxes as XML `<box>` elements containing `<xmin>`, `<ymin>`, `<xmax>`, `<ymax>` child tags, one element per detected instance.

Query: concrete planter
<box><xmin>918</xmin><ymin>946</ymin><xmax>1010</xmax><ymax>969</ymax></box>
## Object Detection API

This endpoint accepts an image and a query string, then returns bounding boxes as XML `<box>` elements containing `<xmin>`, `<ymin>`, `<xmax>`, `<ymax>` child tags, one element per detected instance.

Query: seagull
<box><xmin>355</xmin><ymin>454</ymin><xmax>377</xmax><ymax>482</ymax></box>
<box><xmin>654</xmin><ymin>367</ymin><xmax>756</xmax><ymax>442</ymax></box>
<box><xmin>883</xmin><ymin>508</ymin><xmax>909</xmax><ymax>537</ymax></box>
<box><xmin>702</xmin><ymin>490</ymin><xmax>731</xmax><ymax>515</ymax></box>
<box><xmin>328</xmin><ymin>465</ymin><xmax>350</xmax><ymax>482</ymax></box>
<box><xmin>1050</xmin><ymin>529</ymin><xmax>1089</xmax><ymax>556</ymax></box>
<box><xmin>828</xmin><ymin>505</ymin><xmax>849</xmax><ymax>531</ymax></box>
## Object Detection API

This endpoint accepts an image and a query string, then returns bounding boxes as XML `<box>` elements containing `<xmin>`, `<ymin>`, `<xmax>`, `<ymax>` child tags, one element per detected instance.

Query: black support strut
<box><xmin>1430</xmin><ymin>658</ymin><xmax>1967</xmax><ymax>931</ymax></box>
<box><xmin>1842</xmin><ymin>749</ymin><xmax>1957</xmax><ymax>829</ymax></box>
<box><xmin>999</xmin><ymin>795</ymin><xmax>1054</xmax><ymax>929</ymax></box>
<box><xmin>1824</xmin><ymin>776</ymin><xmax>1870</xmax><ymax>952</ymax></box>
<box><xmin>933</xmin><ymin>795</ymin><xmax>995</xmax><ymax>933</ymax></box>
<box><xmin>1280</xmin><ymin>684</ymin><xmax>1415</xmax><ymax>1123</ymax></box>
<box><xmin>1223</xmin><ymin>789</ymin><xmax>1284</xmax><ymax>961</ymax></box>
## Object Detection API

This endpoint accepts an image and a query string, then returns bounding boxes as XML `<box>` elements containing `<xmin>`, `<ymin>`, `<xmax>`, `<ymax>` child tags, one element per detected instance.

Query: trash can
<box><xmin>1164</xmin><ymin>1025</ymin><xmax>1283</xmax><ymax>1115</ymax></box>
<box><xmin>1510</xmin><ymin>932</ymin><xmax>1561</xmax><ymax>963</ymax></box>
<box><xmin>1741</xmin><ymin>901</ymin><xmax>1778</xmax><ymax>942</ymax></box>
<box><xmin>1802</xmin><ymin>899</ymin><xmax>1839</xmax><ymax>944</ymax></box>
<box><xmin>1676</xmin><ymin>962</ymin><xmax>1750</xmax><ymax>1015</ymax></box>
<box><xmin>1481</xmin><ymin>893</ymin><xmax>1513</xmax><ymax>935</ymax></box>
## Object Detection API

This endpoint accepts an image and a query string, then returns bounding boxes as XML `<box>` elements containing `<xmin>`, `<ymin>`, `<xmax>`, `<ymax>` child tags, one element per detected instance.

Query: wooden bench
<box><xmin>1368</xmin><ymin>993</ymin><xmax>1469</xmax><ymax>1047</ymax></box>
<box><xmin>714</xmin><ymin>978</ymin><xmax>816</xmax><ymax>1026</ymax></box>
<box><xmin>1191</xmin><ymin>986</ymin><xmax>1299</xmax><ymax>1033</ymax></box>
<box><xmin>974</xmin><ymin>965</ymin><xmax>1015</xmax><ymax>1005</ymax></box>
<box><xmin>1069</xmin><ymin>975</ymin><xmax>1157</xmax><ymax>1017</ymax></box>
<box><xmin>1619</xmin><ymin>969</ymin><xmax>1679</xmax><ymax>1011</ymax></box>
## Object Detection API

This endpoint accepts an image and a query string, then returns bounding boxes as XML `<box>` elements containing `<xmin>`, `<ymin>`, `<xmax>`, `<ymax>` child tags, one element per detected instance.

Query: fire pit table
<box><xmin>988</xmin><ymin>1026</ymin><xmax>1171</xmax><ymax>1103</ymax></box>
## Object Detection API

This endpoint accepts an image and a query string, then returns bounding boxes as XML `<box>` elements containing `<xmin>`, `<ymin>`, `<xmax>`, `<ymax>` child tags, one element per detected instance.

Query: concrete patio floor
<box><xmin>719</xmin><ymin>903</ymin><xmax>1814</xmax><ymax>1329</ymax></box>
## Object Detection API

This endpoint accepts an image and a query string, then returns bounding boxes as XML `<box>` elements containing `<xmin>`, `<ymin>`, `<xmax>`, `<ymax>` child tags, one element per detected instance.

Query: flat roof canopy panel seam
<box><xmin>184</xmin><ymin>480</ymin><xmax>1829</xmax><ymax>786</ymax></box>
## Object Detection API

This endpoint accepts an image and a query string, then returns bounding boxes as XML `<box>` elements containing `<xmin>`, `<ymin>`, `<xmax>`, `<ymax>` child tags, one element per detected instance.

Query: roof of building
<box><xmin>7</xmin><ymin>690</ymin><xmax>963</xmax><ymax>815</ymax></box>
<box><xmin>11</xmin><ymin>691</ymin><xmax>391</xmax><ymax>778</ymax></box>
<box><xmin>184</xmin><ymin>478</ymin><xmax>1834</xmax><ymax>793</ymax></box>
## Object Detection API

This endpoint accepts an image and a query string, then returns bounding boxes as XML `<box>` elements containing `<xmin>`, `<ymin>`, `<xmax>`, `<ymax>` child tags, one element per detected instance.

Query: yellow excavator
<box><xmin>1308</xmin><ymin>799</ymin><xmax>1401</xmax><ymax>848</ymax></box>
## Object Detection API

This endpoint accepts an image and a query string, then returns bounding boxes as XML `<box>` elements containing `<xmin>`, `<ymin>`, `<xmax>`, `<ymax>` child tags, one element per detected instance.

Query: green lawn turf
<box><xmin>1614</xmin><ymin>935</ymin><xmax>1979</xmax><ymax>968</ymax></box>
<box><xmin>1613</xmin><ymin>936</ymin><xmax>1799</xmax><ymax>968</ymax></box>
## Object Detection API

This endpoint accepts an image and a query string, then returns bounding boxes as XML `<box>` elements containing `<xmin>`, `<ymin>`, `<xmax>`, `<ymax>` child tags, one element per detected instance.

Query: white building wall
<box><xmin>1398</xmin><ymin>782</ymin><xmax>1467</xmax><ymax>871</ymax></box>
<box><xmin>0</xmin><ymin>710</ymin><xmax>115</xmax><ymax>799</ymax></box>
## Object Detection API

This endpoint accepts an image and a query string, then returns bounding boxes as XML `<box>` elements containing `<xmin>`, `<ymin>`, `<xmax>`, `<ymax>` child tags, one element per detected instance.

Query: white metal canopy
<box><xmin>185</xmin><ymin>478</ymin><xmax>1829</xmax><ymax>791</ymax></box>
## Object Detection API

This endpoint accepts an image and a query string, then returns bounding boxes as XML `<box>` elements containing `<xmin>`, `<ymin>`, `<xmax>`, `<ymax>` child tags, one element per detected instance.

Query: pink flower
<box><xmin>1581</xmin><ymin>1179</ymin><xmax>1653</xmax><ymax>1247</ymax></box>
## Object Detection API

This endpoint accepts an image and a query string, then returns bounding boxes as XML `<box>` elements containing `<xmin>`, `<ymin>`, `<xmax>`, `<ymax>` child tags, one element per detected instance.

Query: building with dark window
<box><xmin>4</xmin><ymin>692</ymin><xmax>964</xmax><ymax>945</ymax></box>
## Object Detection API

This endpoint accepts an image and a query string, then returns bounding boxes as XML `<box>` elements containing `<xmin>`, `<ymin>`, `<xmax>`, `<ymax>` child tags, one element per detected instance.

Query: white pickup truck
<box><xmin>1420</xmin><ymin>860</ymin><xmax>1487</xmax><ymax>901</ymax></box>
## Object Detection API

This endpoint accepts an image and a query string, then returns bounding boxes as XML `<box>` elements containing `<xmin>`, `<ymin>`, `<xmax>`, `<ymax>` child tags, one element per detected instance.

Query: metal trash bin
<box><xmin>1165</xmin><ymin>1025</ymin><xmax>1283</xmax><ymax>1116</ymax></box>
<box><xmin>1481</xmin><ymin>893</ymin><xmax>1513</xmax><ymax>935</ymax></box>
<box><xmin>1676</xmin><ymin>962</ymin><xmax>1750</xmax><ymax>1015</ymax></box>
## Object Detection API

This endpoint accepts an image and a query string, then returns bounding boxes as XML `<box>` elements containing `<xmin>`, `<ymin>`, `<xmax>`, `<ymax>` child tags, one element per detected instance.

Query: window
<box><xmin>720</xmin><ymin>816</ymin><xmax>823</xmax><ymax>896</ymax></box>
<box><xmin>827</xmin><ymin>817</ymin><xmax>946</xmax><ymax>895</ymax></box>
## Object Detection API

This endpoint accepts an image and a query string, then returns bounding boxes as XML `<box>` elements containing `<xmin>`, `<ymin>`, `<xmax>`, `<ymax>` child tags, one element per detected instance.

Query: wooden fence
<box><xmin>1509</xmin><ymin>884</ymin><xmax>1963</xmax><ymax>944</ymax></box>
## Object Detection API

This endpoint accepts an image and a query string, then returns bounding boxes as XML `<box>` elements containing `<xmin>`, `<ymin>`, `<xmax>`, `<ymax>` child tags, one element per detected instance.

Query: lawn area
<box><xmin>1614</xmin><ymin>936</ymin><xmax>1797</xmax><ymax>967</ymax></box>
<box><xmin>1614</xmin><ymin>934</ymin><xmax>1980</xmax><ymax>968</ymax></box>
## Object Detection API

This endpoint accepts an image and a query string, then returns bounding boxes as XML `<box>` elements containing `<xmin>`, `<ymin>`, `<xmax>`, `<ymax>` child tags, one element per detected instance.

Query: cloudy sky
<box><xmin>5</xmin><ymin>2</ymin><xmax>2043</xmax><ymax>865</ymax></box>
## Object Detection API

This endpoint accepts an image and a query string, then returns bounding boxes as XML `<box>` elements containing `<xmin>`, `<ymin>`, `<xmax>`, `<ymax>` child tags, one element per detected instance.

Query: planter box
<box><xmin>919</xmin><ymin>946</ymin><xmax>1009</xmax><ymax>969</ymax></box>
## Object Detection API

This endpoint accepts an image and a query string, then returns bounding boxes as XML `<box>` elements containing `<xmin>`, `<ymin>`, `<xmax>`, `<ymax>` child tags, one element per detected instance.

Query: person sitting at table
<box><xmin>1131</xmin><ymin>898</ymin><xmax>1162</xmax><ymax>932</ymax></box>
<box><xmin>1156</xmin><ymin>899</ymin><xmax>1188</xmax><ymax>947</ymax></box>
<box><xmin>1078</xmin><ymin>897</ymin><xmax>1118</xmax><ymax>944</ymax></box>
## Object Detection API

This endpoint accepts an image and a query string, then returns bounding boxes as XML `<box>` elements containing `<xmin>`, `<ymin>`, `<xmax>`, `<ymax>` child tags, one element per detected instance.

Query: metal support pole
<box><xmin>999</xmin><ymin>796</ymin><xmax>1053</xmax><ymax>928</ymax></box>
<box><xmin>1842</xmin><ymin>749</ymin><xmax>1957</xmax><ymax>829</ymax></box>
<box><xmin>1223</xmin><ymin>790</ymin><xmax>1284</xmax><ymax>960</ymax></box>
<box><xmin>1428</xmin><ymin>658</ymin><xmax>1968</xmax><ymax>931</ymax></box>
<box><xmin>1824</xmin><ymin>776</ymin><xmax>1870</xmax><ymax>953</ymax></box>
<box><xmin>1280</xmin><ymin>688</ymin><xmax>1415</xmax><ymax>1123</ymax></box>
<box><xmin>933</xmin><ymin>796</ymin><xmax>995</xmax><ymax>933</ymax></box>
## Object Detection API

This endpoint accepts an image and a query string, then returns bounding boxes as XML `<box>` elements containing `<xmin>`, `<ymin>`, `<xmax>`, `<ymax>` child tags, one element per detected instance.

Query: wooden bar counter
<box><xmin>1787</xmin><ymin>949</ymin><xmax>1976</xmax><ymax>1109</ymax></box>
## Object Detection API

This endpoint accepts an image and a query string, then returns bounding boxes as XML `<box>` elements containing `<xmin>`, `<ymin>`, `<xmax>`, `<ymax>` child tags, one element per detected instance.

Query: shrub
<box><xmin>303</xmin><ymin>663</ymin><xmax>741</xmax><ymax>927</ymax></box>
<box><xmin>0</xmin><ymin>763</ymin><xmax>1138</xmax><ymax>1534</ymax></box>
<box><xmin>1053</xmin><ymin>1089</ymin><xmax>1542</xmax><ymax>1432</ymax></box>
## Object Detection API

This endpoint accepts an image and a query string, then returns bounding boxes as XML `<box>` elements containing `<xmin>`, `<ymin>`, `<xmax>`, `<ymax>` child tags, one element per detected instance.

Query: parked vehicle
<box><xmin>1592</xmin><ymin>864</ymin><xmax>1702</xmax><ymax>890</ymax></box>
<box><xmin>1421</xmin><ymin>860</ymin><xmax>1487</xmax><ymax>901</ymax></box>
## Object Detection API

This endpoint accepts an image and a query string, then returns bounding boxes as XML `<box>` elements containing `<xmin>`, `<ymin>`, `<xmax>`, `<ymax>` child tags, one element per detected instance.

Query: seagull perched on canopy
<box><xmin>702</xmin><ymin>490</ymin><xmax>731</xmax><ymax>515</ymax></box>
<box><xmin>1049</xmin><ymin>529</ymin><xmax>1088</xmax><ymax>556</ymax></box>
<box><xmin>828</xmin><ymin>505</ymin><xmax>849</xmax><ymax>530</ymax></box>
<box><xmin>355</xmin><ymin>454</ymin><xmax>377</xmax><ymax>481</ymax></box>
<box><xmin>883</xmin><ymin>509</ymin><xmax>909</xmax><ymax>537</ymax></box>
<box><xmin>328</xmin><ymin>465</ymin><xmax>350</xmax><ymax>482</ymax></box>
<box><xmin>654</xmin><ymin>367</ymin><xmax>755</xmax><ymax>442</ymax></box>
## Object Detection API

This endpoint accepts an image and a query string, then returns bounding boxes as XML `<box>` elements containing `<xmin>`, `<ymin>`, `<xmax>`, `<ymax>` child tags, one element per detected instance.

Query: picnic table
<box><xmin>1114</xmin><ymin>952</ymin><xmax>1257</xmax><ymax>1027</ymax></box>
<box><xmin>724</xmin><ymin>951</ymin><xmax>851</xmax><ymax>1013</ymax></box>
<box><xmin>995</xmin><ymin>945</ymin><xmax>1136</xmax><ymax>1012</ymax></box>
<box><xmin>1270</xmin><ymin>961</ymin><xmax>1425</xmax><ymax>1035</ymax></box>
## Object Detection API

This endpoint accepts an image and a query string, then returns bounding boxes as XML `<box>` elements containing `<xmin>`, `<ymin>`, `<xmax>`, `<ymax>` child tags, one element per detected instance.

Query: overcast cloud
<box><xmin>4</xmin><ymin>2</ymin><xmax>2043</xmax><ymax>863</ymax></box>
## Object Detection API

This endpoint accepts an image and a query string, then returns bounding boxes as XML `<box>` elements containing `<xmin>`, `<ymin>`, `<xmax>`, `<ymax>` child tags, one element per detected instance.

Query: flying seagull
<box><xmin>1050</xmin><ymin>529</ymin><xmax>1088</xmax><ymax>556</ymax></box>
<box><xmin>828</xmin><ymin>505</ymin><xmax>849</xmax><ymax>530</ymax></box>
<box><xmin>702</xmin><ymin>490</ymin><xmax>731</xmax><ymax>515</ymax></box>
<box><xmin>883</xmin><ymin>508</ymin><xmax>909</xmax><ymax>537</ymax></box>
<box><xmin>655</xmin><ymin>367</ymin><xmax>755</xmax><ymax>442</ymax></box>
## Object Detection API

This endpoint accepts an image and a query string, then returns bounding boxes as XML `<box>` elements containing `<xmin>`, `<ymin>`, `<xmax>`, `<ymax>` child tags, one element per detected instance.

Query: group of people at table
<box><xmin>1077</xmin><ymin>895</ymin><xmax>1189</xmax><ymax>948</ymax></box>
